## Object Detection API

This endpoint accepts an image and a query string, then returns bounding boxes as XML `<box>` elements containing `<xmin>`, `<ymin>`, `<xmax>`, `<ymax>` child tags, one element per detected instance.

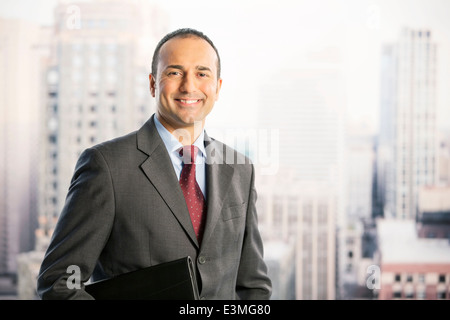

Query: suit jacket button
<box><xmin>198</xmin><ymin>256</ymin><xmax>206</xmax><ymax>264</ymax></box>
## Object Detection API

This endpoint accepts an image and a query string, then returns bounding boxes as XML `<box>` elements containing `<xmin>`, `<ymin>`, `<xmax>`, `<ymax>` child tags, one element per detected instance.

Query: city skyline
<box><xmin>1</xmin><ymin>0</ymin><xmax>450</xmax><ymax>300</ymax></box>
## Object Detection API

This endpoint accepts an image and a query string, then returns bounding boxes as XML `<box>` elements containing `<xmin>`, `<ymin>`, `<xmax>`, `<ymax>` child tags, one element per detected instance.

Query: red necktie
<box><xmin>179</xmin><ymin>145</ymin><xmax>207</xmax><ymax>244</ymax></box>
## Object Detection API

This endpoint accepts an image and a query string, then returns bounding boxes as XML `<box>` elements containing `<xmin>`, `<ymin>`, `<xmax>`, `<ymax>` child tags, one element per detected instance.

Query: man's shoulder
<box><xmin>91</xmin><ymin>130</ymin><xmax>138</xmax><ymax>153</ymax></box>
<box><xmin>78</xmin><ymin>127</ymin><xmax>150</xmax><ymax>167</ymax></box>
<box><xmin>88</xmin><ymin>116</ymin><xmax>156</xmax><ymax>156</ymax></box>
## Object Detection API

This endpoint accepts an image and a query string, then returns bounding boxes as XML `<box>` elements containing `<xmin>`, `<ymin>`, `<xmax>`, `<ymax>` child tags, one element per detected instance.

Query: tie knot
<box><xmin>179</xmin><ymin>145</ymin><xmax>199</xmax><ymax>164</ymax></box>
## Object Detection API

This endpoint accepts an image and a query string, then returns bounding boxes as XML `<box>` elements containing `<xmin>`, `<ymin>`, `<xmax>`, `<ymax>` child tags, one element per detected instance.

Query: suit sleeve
<box><xmin>36</xmin><ymin>147</ymin><xmax>115</xmax><ymax>300</ymax></box>
<box><xmin>235</xmin><ymin>164</ymin><xmax>272</xmax><ymax>300</ymax></box>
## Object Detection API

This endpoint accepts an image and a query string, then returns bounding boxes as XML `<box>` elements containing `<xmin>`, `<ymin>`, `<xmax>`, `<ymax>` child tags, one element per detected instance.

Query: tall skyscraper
<box><xmin>37</xmin><ymin>0</ymin><xmax>165</xmax><ymax>245</ymax></box>
<box><xmin>378</xmin><ymin>28</ymin><xmax>438</xmax><ymax>220</ymax></box>
<box><xmin>258</xmin><ymin>67</ymin><xmax>346</xmax><ymax>187</ymax></box>
<box><xmin>256</xmin><ymin>48</ymin><xmax>347</xmax><ymax>299</ymax></box>
<box><xmin>13</xmin><ymin>0</ymin><xmax>169</xmax><ymax>299</ymax></box>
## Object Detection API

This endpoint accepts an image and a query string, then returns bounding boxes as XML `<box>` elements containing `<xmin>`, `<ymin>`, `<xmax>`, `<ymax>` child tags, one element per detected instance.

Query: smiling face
<box><xmin>149</xmin><ymin>36</ymin><xmax>222</xmax><ymax>134</ymax></box>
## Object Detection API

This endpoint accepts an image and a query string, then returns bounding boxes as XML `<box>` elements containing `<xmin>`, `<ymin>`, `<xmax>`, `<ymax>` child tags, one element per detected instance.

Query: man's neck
<box><xmin>156</xmin><ymin>114</ymin><xmax>204</xmax><ymax>145</ymax></box>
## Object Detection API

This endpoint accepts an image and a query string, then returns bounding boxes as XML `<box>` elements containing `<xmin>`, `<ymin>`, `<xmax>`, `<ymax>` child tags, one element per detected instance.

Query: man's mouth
<box><xmin>175</xmin><ymin>99</ymin><xmax>202</xmax><ymax>105</ymax></box>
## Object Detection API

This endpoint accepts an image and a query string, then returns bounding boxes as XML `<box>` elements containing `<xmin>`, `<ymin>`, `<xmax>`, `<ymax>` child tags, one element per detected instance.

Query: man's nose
<box><xmin>179</xmin><ymin>73</ymin><xmax>196</xmax><ymax>93</ymax></box>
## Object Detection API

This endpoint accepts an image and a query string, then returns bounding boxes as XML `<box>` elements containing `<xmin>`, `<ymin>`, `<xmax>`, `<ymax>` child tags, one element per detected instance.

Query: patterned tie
<box><xmin>179</xmin><ymin>145</ymin><xmax>207</xmax><ymax>244</ymax></box>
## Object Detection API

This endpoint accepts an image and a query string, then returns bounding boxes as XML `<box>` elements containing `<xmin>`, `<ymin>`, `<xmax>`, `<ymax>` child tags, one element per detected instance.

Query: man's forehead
<box><xmin>163</xmin><ymin>34</ymin><xmax>210</xmax><ymax>48</ymax></box>
<box><xmin>159</xmin><ymin>36</ymin><xmax>218</xmax><ymax>63</ymax></box>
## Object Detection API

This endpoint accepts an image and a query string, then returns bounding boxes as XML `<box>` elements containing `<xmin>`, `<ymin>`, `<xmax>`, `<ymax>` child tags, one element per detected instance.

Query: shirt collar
<box><xmin>154</xmin><ymin>115</ymin><xmax>206</xmax><ymax>158</ymax></box>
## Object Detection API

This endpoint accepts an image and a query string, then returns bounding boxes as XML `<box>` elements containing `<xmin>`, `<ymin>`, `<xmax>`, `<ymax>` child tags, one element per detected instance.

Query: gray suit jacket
<box><xmin>37</xmin><ymin>114</ymin><xmax>272</xmax><ymax>300</ymax></box>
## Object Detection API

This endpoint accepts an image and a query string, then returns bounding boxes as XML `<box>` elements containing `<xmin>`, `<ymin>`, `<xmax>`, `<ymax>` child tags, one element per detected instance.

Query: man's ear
<box><xmin>215</xmin><ymin>78</ymin><xmax>223</xmax><ymax>101</ymax></box>
<box><xmin>149</xmin><ymin>73</ymin><xmax>156</xmax><ymax>97</ymax></box>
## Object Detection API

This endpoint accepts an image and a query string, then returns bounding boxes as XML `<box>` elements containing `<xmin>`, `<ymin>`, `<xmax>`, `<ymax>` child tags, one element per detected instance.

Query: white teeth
<box><xmin>179</xmin><ymin>99</ymin><xmax>199</xmax><ymax>104</ymax></box>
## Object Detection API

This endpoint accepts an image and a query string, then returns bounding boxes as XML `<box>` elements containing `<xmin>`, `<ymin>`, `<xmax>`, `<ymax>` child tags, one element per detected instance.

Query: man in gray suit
<box><xmin>37</xmin><ymin>28</ymin><xmax>272</xmax><ymax>300</ymax></box>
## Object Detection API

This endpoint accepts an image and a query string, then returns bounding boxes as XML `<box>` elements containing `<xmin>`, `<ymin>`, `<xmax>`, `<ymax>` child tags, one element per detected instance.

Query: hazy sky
<box><xmin>1</xmin><ymin>0</ymin><xmax>449</xmax><ymax>132</ymax></box>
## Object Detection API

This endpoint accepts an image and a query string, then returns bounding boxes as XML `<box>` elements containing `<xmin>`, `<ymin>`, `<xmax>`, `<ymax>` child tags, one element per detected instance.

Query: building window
<box><xmin>417</xmin><ymin>289</ymin><xmax>426</xmax><ymax>299</ymax></box>
<box><xmin>437</xmin><ymin>291</ymin><xmax>446</xmax><ymax>299</ymax></box>
<box><xmin>346</xmin><ymin>263</ymin><xmax>352</xmax><ymax>272</ymax></box>
<box><xmin>418</xmin><ymin>274</ymin><xmax>425</xmax><ymax>283</ymax></box>
<box><xmin>394</xmin><ymin>274</ymin><xmax>401</xmax><ymax>282</ymax></box>
<box><xmin>438</xmin><ymin>274</ymin><xmax>446</xmax><ymax>283</ymax></box>
<box><xmin>303</xmin><ymin>204</ymin><xmax>312</xmax><ymax>223</ymax></box>
<box><xmin>393</xmin><ymin>291</ymin><xmax>402</xmax><ymax>298</ymax></box>
<box><xmin>405</xmin><ymin>291</ymin><xmax>414</xmax><ymax>299</ymax></box>
<box><xmin>406</xmin><ymin>274</ymin><xmax>413</xmax><ymax>282</ymax></box>
<box><xmin>426</xmin><ymin>232</ymin><xmax>436</xmax><ymax>238</ymax></box>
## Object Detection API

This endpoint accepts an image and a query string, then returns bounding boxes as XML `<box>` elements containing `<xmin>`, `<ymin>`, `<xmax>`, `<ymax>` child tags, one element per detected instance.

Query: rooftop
<box><xmin>377</xmin><ymin>218</ymin><xmax>450</xmax><ymax>264</ymax></box>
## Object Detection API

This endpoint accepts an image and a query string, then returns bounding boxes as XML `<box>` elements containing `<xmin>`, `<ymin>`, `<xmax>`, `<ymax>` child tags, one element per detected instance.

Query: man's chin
<box><xmin>179</xmin><ymin>116</ymin><xmax>204</xmax><ymax>127</ymax></box>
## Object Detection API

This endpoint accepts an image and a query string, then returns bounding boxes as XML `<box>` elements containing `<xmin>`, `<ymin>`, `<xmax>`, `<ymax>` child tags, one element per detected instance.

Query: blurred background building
<box><xmin>377</xmin><ymin>28</ymin><xmax>439</xmax><ymax>220</ymax></box>
<box><xmin>374</xmin><ymin>28</ymin><xmax>450</xmax><ymax>300</ymax></box>
<box><xmin>1</xmin><ymin>0</ymin><xmax>450</xmax><ymax>300</ymax></box>
<box><xmin>1</xmin><ymin>0</ymin><xmax>167</xmax><ymax>299</ymax></box>
<box><xmin>0</xmin><ymin>17</ymin><xmax>47</xmax><ymax>299</ymax></box>
<box><xmin>377</xmin><ymin>205</ymin><xmax>450</xmax><ymax>300</ymax></box>
<box><xmin>36</xmin><ymin>0</ymin><xmax>161</xmax><ymax>251</ymax></box>
<box><xmin>256</xmin><ymin>52</ymin><xmax>346</xmax><ymax>299</ymax></box>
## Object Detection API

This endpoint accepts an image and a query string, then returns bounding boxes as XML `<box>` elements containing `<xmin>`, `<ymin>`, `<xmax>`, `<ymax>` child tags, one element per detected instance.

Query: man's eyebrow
<box><xmin>166</xmin><ymin>65</ymin><xmax>184</xmax><ymax>70</ymax></box>
<box><xmin>196</xmin><ymin>65</ymin><xmax>212</xmax><ymax>72</ymax></box>
<box><xmin>165</xmin><ymin>65</ymin><xmax>212</xmax><ymax>72</ymax></box>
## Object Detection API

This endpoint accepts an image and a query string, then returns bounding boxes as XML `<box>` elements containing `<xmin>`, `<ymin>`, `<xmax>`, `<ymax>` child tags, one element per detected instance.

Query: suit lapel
<box><xmin>137</xmin><ymin>115</ymin><xmax>199</xmax><ymax>247</ymax></box>
<box><xmin>201</xmin><ymin>133</ymin><xmax>234</xmax><ymax>246</ymax></box>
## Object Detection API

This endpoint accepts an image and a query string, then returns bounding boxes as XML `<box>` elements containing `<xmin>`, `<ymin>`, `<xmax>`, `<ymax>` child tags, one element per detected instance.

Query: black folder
<box><xmin>84</xmin><ymin>256</ymin><xmax>199</xmax><ymax>300</ymax></box>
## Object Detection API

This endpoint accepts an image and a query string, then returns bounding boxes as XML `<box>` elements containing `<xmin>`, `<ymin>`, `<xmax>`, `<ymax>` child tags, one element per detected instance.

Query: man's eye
<box><xmin>198</xmin><ymin>73</ymin><xmax>207</xmax><ymax>77</ymax></box>
<box><xmin>168</xmin><ymin>71</ymin><xmax>181</xmax><ymax>76</ymax></box>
